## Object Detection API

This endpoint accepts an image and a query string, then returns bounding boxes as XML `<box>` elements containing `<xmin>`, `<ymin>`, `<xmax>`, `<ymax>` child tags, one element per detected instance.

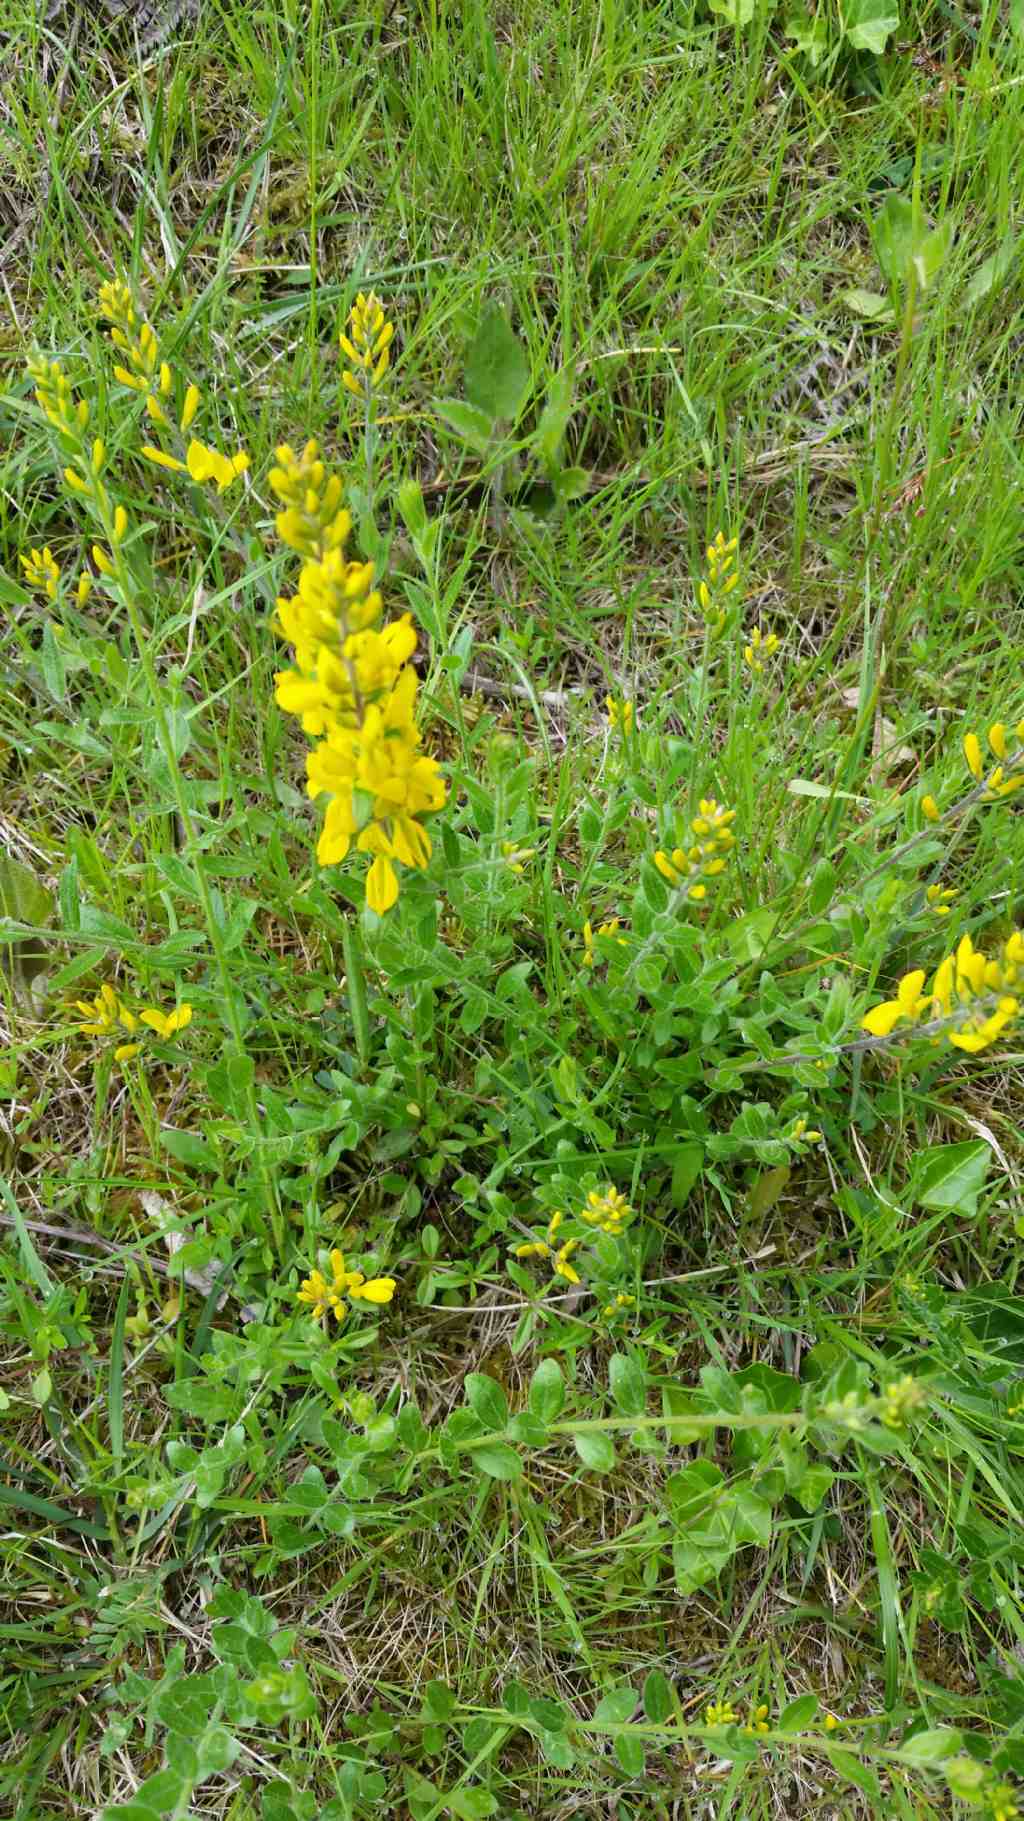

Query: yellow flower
<box><xmin>515</xmin><ymin>1241</ymin><xmax>551</xmax><ymax>1260</ymax></box>
<box><xmin>989</xmin><ymin>1784</ymin><xmax>1019</xmax><ymax>1821</ymax></box>
<box><xmin>186</xmin><ymin>439</ymin><xmax>249</xmax><ymax>492</ymax></box>
<box><xmin>603</xmin><ymin>1292</ymin><xmax>636</xmax><ymax>1317</ymax></box>
<box><xmin>75</xmin><ymin>984</ymin><xmax>136</xmax><ymax>1037</ymax></box>
<box><xmin>879</xmin><ymin>1374</ymin><xmax>925</xmax><ymax>1430</ymax></box>
<box><xmin>789</xmin><ymin>1118</ymin><xmax>822</xmax><ymax>1144</ymax></box>
<box><xmin>582</xmin><ymin>918</ymin><xmax>626</xmax><ymax>965</ymax></box>
<box><xmin>77</xmin><ymin>572</ymin><xmax>92</xmax><ymax>605</ymax></box>
<box><xmin>553</xmin><ymin>1239</ymin><xmax>580</xmax><ymax>1284</ymax></box>
<box><xmin>501</xmin><ymin>839</ymin><xmax>535</xmax><ymax>874</ymax></box>
<box><xmin>962</xmin><ymin>722</ymin><xmax>1024</xmax><ymax>800</ymax></box>
<box><xmin>705</xmin><ymin>1701</ymin><xmax>738</xmax><ymax>1727</ymax></box>
<box><xmin>861</xmin><ymin>968</ymin><xmax>930</xmax><ymax>1037</ymax></box>
<box><xmin>340</xmin><ymin>291</ymin><xmax>394</xmax><ymax>395</ymax></box>
<box><xmin>298</xmin><ymin>1247</ymin><xmax>395</xmax><ymax>1322</ymax></box>
<box><xmin>28</xmin><ymin>354</ymin><xmax>89</xmax><ymax>435</ymax></box>
<box><xmin>115</xmin><ymin>1043</ymin><xmax>142</xmax><ymax>1062</ymax></box>
<box><xmin>181</xmin><ymin>384</ymin><xmax>201</xmax><ymax>431</ymax></box>
<box><xmin>863</xmin><ymin>930</ymin><xmax>1023</xmax><ymax>1053</ymax></box>
<box><xmin>743</xmin><ymin>626</ymin><xmax>779</xmax><ymax>673</ymax></box>
<box><xmin>743</xmin><ymin>1704</ymin><xmax>770</xmax><ymax>1736</ymax></box>
<box><xmin>138</xmin><ymin>1004</ymin><xmax>193</xmax><ymax>1039</ymax></box>
<box><xmin>20</xmin><ymin>546</ymin><xmax>60</xmax><ymax>601</ymax></box>
<box><xmin>605</xmin><ymin>694</ymin><xmax>634</xmax><ymax>733</ymax></box>
<box><xmin>926</xmin><ymin>884</ymin><xmax>956</xmax><ymax>917</ymax></box>
<box><xmin>921</xmin><ymin>793</ymin><xmax>940</xmax><ymax>822</ymax></box>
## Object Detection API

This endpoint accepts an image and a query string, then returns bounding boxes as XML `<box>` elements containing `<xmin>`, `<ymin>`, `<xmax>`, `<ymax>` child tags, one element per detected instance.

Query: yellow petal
<box><xmin>989</xmin><ymin>722</ymin><xmax>1007</xmax><ymax>760</ymax></box>
<box><xmin>963</xmin><ymin>732</ymin><xmax>983</xmax><ymax>780</ymax></box>
<box><xmin>365</xmin><ymin>853</ymin><xmax>399</xmax><ymax>915</ymax></box>
<box><xmin>862</xmin><ymin>1001</ymin><xmax>903</xmax><ymax>1037</ymax></box>
<box><xmin>351</xmin><ymin>1277</ymin><xmax>396</xmax><ymax>1304</ymax></box>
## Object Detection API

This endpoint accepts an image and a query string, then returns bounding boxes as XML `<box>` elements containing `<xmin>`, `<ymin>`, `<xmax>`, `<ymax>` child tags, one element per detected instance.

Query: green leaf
<box><xmin>41</xmin><ymin>621</ymin><xmax>67</xmax><ymax>701</ymax></box>
<box><xmin>593</xmin><ymin>1687</ymin><xmax>637</xmax><ymax>1726</ymax></box>
<box><xmin>613</xmin><ymin>1734</ymin><xmax>646</xmax><ymax>1777</ymax></box>
<box><xmin>843</xmin><ymin>0</ymin><xmax>899</xmax><ymax>54</ymax></box>
<box><xmin>447</xmin><ymin>1790</ymin><xmax>498</xmax><ymax>1821</ymax></box>
<box><xmin>828</xmin><ymin>1747</ymin><xmax>880</xmax><ymax>1801</ymax></box>
<box><xmin>434</xmin><ymin>397</ymin><xmax>495</xmax><ymax>454</ymax></box>
<box><xmin>784</xmin><ymin>8</ymin><xmax>828</xmax><ymax>62</ymax></box>
<box><xmin>790</xmin><ymin>1463</ymin><xmax>834</xmax><ymax>1513</ymax></box>
<box><xmin>779</xmin><ymin>1694</ymin><xmax>819</xmax><ymax>1732</ymax></box>
<box><xmin>196</xmin><ymin>1725</ymin><xmax>239</xmax><ymax>1777</ymax></box>
<box><xmin>708</xmin><ymin>0</ymin><xmax>757</xmax><ymax>21</ymax></box>
<box><xmin>536</xmin><ymin>368</ymin><xmax>574</xmax><ymax>470</ymax></box>
<box><xmin>573</xmin><ymin>1431</ymin><xmax>616</xmax><ymax>1473</ymax></box>
<box><xmin>899</xmin><ymin>1726</ymin><xmax>962</xmax><ymax>1764</ymax></box>
<box><xmin>464</xmin><ymin>305</ymin><xmax>530</xmax><ymax>423</ymax></box>
<box><xmin>874</xmin><ymin>193</ymin><xmax>916</xmax><ymax>286</ymax></box>
<box><xmin>912</xmin><ymin>219</ymin><xmax>952</xmax><ymax>291</ymax></box>
<box><xmin>965</xmin><ymin>239</ymin><xmax>1018</xmax><ymax>307</ymax></box>
<box><xmin>528</xmin><ymin>1358</ymin><xmax>565</xmax><ymax>1423</ymax></box>
<box><xmin>643</xmin><ymin>1669</ymin><xmax>673</xmax><ymax>1723</ymax></box>
<box><xmin>465</xmin><ymin>1372</ymin><xmax>509</xmax><ymax>1431</ymax></box>
<box><xmin>470</xmin><ymin>1443</ymin><xmax>522</xmax><ymax>1480</ymax></box>
<box><xmin>909</xmin><ymin>1140</ymin><xmax>990</xmax><ymax>1216</ymax></box>
<box><xmin>608</xmin><ymin>1354</ymin><xmax>646</xmax><ymax>1418</ymax></box>
<box><xmin>0</xmin><ymin>849</ymin><xmax>53</xmax><ymax>988</ymax></box>
<box><xmin>424</xmin><ymin>1679</ymin><xmax>457</xmax><ymax>1721</ymax></box>
<box><xmin>839</xmin><ymin>288</ymin><xmax>894</xmax><ymax>322</ymax></box>
<box><xmin>747</xmin><ymin>1165</ymin><xmax>790</xmax><ymax>1221</ymax></box>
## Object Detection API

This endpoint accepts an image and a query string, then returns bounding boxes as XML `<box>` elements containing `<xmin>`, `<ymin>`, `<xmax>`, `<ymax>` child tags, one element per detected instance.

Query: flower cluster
<box><xmin>697</xmin><ymin>530</ymin><xmax>739</xmax><ymax>632</ymax></box>
<box><xmin>297</xmin><ymin>1247</ymin><xmax>396</xmax><ymax>1323</ymax></box>
<box><xmin>340</xmin><ymin>291</ymin><xmax>394</xmax><ymax>400</ymax></box>
<box><xmin>97</xmin><ymin>278</ymin><xmax>249</xmax><ymax>494</ymax></box>
<box><xmin>705</xmin><ymin>1701</ymin><xmax>738</xmax><ymax>1728</ymax></box>
<box><xmin>862</xmin><ymin>930</ymin><xmax>1024</xmax><ymax>1054</ymax></box>
<box><xmin>604</xmin><ymin>694</ymin><xmax>634</xmax><ymax>733</ymax></box>
<box><xmin>926</xmin><ymin>883</ymin><xmax>956</xmax><ymax>917</ymax></box>
<box><xmin>514</xmin><ymin>1186</ymin><xmax>634</xmax><ymax>1292</ymax></box>
<box><xmin>515</xmin><ymin>1209</ymin><xmax>580</xmax><ymax>1284</ymax></box>
<box><xmin>963</xmin><ymin>721</ymin><xmax>1024</xmax><ymax>801</ymax></box>
<box><xmin>269</xmin><ymin>438</ymin><xmax>446</xmax><ymax>913</ymax></box>
<box><xmin>654</xmin><ymin>799</ymin><xmax>736</xmax><ymax>902</ymax></box>
<box><xmin>579</xmin><ymin>1185</ymin><xmax>633</xmax><ymax>1235</ymax></box>
<box><xmin>603</xmin><ymin>1291</ymin><xmax>636</xmax><ymax>1319</ymax></box>
<box><xmin>74</xmin><ymin>985</ymin><xmax>193</xmax><ymax>1063</ymax></box>
<box><xmin>20</xmin><ymin>546</ymin><xmax>59</xmax><ymax>601</ymax></box>
<box><xmin>742</xmin><ymin>625</ymin><xmax>778</xmax><ymax>673</ymax></box>
<box><xmin>501</xmin><ymin>839</ymin><xmax>536</xmax><ymax>874</ymax></box>
<box><xmin>582</xmin><ymin>917</ymin><xmax>626</xmax><ymax>966</ymax></box>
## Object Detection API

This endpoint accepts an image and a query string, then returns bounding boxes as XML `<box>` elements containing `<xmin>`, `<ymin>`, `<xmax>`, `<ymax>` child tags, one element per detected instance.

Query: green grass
<box><xmin>4</xmin><ymin>1</ymin><xmax>1024</xmax><ymax>1817</ymax></box>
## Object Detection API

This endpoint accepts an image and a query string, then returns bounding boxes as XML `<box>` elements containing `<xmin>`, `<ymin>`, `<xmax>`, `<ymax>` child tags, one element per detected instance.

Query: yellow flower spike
<box><xmin>989</xmin><ymin>722</ymin><xmax>1008</xmax><ymax>760</ymax></box>
<box><xmin>963</xmin><ymin>731</ymin><xmax>983</xmax><ymax>781</ymax></box>
<box><xmin>181</xmin><ymin>384</ymin><xmax>201</xmax><ymax>431</ymax></box>
<box><xmin>705</xmin><ymin>1701</ymin><xmax>738</xmax><ymax>1728</ymax></box>
<box><xmin>921</xmin><ymin>794</ymin><xmax>940</xmax><ymax>822</ymax></box>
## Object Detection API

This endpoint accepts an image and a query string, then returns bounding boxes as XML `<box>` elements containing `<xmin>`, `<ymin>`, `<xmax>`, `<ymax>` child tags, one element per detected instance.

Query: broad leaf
<box><xmin>909</xmin><ymin>1140</ymin><xmax>990</xmax><ymax>1216</ymax></box>
<box><xmin>464</xmin><ymin>305</ymin><xmax>530</xmax><ymax>424</ymax></box>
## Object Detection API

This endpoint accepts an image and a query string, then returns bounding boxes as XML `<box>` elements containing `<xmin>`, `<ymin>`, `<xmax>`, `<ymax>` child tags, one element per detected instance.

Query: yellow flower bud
<box><xmin>91</xmin><ymin>438</ymin><xmax>106</xmax><ymax>473</ymax></box>
<box><xmin>921</xmin><ymin>794</ymin><xmax>940</xmax><ymax>822</ymax></box>
<box><xmin>112</xmin><ymin>506</ymin><xmax>128</xmax><ymax>544</ymax></box>
<box><xmin>181</xmin><ymin>383</ymin><xmax>201</xmax><ymax>431</ymax></box>
<box><xmin>989</xmin><ymin>722</ymin><xmax>1008</xmax><ymax>760</ymax></box>
<box><xmin>92</xmin><ymin>545</ymin><xmax>115</xmax><ymax>577</ymax></box>
<box><xmin>963</xmin><ymin>731</ymin><xmax>983</xmax><ymax>781</ymax></box>
<box><xmin>64</xmin><ymin>466</ymin><xmax>89</xmax><ymax>494</ymax></box>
